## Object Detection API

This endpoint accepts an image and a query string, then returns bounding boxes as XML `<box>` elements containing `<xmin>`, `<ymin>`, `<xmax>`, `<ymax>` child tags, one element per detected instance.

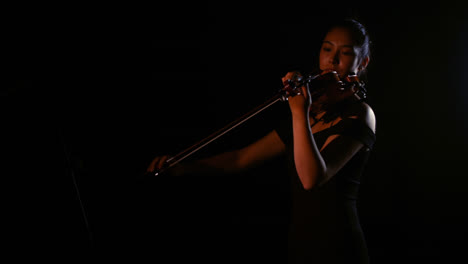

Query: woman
<box><xmin>148</xmin><ymin>19</ymin><xmax>376</xmax><ymax>264</ymax></box>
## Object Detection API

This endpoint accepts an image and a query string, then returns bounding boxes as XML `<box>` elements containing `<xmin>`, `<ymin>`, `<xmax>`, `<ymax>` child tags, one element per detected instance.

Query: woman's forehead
<box><xmin>323</xmin><ymin>27</ymin><xmax>355</xmax><ymax>46</ymax></box>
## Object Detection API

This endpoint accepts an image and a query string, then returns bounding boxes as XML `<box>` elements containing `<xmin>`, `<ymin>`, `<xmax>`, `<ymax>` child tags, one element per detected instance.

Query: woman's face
<box><xmin>319</xmin><ymin>27</ymin><xmax>365</xmax><ymax>78</ymax></box>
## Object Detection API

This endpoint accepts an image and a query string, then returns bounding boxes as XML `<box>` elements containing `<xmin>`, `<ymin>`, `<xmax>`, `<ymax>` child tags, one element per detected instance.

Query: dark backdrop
<box><xmin>3</xmin><ymin>3</ymin><xmax>468</xmax><ymax>263</ymax></box>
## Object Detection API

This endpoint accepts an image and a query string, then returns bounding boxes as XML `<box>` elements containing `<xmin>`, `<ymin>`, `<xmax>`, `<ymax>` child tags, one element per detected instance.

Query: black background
<box><xmin>3</xmin><ymin>2</ymin><xmax>468</xmax><ymax>263</ymax></box>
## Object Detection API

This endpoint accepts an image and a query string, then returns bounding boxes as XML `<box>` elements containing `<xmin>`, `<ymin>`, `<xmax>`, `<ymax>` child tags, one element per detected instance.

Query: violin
<box><xmin>282</xmin><ymin>70</ymin><xmax>367</xmax><ymax>103</ymax></box>
<box><xmin>150</xmin><ymin>70</ymin><xmax>366</xmax><ymax>177</ymax></box>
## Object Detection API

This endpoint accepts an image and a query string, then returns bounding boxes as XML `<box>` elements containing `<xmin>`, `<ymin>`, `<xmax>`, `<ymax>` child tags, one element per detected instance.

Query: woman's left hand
<box><xmin>282</xmin><ymin>71</ymin><xmax>312</xmax><ymax>117</ymax></box>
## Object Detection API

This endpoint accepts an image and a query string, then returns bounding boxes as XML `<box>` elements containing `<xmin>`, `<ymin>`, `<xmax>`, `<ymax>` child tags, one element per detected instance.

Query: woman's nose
<box><xmin>329</xmin><ymin>51</ymin><xmax>339</xmax><ymax>65</ymax></box>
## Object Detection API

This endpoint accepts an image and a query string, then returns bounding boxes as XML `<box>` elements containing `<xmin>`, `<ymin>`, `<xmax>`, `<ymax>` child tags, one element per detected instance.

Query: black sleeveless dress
<box><xmin>274</xmin><ymin>109</ymin><xmax>376</xmax><ymax>264</ymax></box>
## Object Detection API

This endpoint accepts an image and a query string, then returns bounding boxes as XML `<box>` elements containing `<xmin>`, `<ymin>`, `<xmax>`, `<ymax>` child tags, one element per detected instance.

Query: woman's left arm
<box><xmin>282</xmin><ymin>72</ymin><xmax>326</xmax><ymax>190</ymax></box>
<box><xmin>291</xmin><ymin>105</ymin><xmax>375</xmax><ymax>190</ymax></box>
<box><xmin>285</xmin><ymin>72</ymin><xmax>375</xmax><ymax>190</ymax></box>
<box><xmin>316</xmin><ymin>103</ymin><xmax>376</xmax><ymax>186</ymax></box>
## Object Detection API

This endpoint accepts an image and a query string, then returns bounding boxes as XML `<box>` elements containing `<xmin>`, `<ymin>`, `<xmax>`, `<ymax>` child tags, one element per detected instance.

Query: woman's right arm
<box><xmin>147</xmin><ymin>130</ymin><xmax>286</xmax><ymax>176</ymax></box>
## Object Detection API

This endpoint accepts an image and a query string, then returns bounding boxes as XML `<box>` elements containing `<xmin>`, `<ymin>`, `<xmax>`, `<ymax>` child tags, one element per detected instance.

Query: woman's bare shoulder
<box><xmin>344</xmin><ymin>101</ymin><xmax>376</xmax><ymax>133</ymax></box>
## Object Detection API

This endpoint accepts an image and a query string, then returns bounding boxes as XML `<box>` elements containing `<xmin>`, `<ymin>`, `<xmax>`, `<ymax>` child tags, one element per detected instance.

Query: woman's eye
<box><xmin>322</xmin><ymin>47</ymin><xmax>331</xmax><ymax>52</ymax></box>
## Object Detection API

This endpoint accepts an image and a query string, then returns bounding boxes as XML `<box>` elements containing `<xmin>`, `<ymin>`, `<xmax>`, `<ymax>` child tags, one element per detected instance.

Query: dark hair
<box><xmin>327</xmin><ymin>18</ymin><xmax>372</xmax><ymax>62</ymax></box>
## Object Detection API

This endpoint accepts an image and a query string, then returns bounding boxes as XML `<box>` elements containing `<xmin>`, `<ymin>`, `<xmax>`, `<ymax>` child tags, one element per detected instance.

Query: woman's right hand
<box><xmin>146</xmin><ymin>155</ymin><xmax>171</xmax><ymax>174</ymax></box>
